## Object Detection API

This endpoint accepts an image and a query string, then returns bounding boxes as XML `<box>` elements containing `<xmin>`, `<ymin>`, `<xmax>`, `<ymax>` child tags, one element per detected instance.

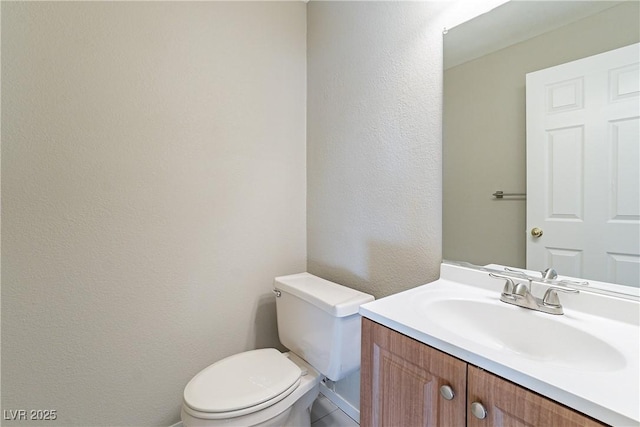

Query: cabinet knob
<box><xmin>471</xmin><ymin>401</ymin><xmax>487</xmax><ymax>419</ymax></box>
<box><xmin>439</xmin><ymin>385</ymin><xmax>455</xmax><ymax>400</ymax></box>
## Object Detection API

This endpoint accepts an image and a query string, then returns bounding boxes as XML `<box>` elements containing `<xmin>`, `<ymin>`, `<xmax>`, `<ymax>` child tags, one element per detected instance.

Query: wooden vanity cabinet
<box><xmin>360</xmin><ymin>317</ymin><xmax>467</xmax><ymax>426</ymax></box>
<box><xmin>361</xmin><ymin>318</ymin><xmax>605</xmax><ymax>427</ymax></box>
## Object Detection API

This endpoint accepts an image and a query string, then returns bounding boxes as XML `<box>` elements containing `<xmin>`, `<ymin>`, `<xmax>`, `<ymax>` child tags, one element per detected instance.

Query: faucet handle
<box><xmin>541</xmin><ymin>268</ymin><xmax>558</xmax><ymax>281</ymax></box>
<box><xmin>513</xmin><ymin>282</ymin><xmax>530</xmax><ymax>296</ymax></box>
<box><xmin>542</xmin><ymin>286</ymin><xmax>579</xmax><ymax>307</ymax></box>
<box><xmin>502</xmin><ymin>280</ymin><xmax>514</xmax><ymax>294</ymax></box>
<box><xmin>489</xmin><ymin>273</ymin><xmax>515</xmax><ymax>294</ymax></box>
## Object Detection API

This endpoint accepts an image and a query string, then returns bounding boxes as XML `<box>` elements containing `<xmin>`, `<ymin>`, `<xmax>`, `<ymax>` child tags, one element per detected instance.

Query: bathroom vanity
<box><xmin>361</xmin><ymin>319</ymin><xmax>603</xmax><ymax>426</ymax></box>
<box><xmin>359</xmin><ymin>263</ymin><xmax>640</xmax><ymax>426</ymax></box>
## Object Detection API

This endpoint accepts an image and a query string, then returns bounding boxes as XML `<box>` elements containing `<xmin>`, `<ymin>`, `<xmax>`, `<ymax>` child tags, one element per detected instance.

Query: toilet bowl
<box><xmin>181</xmin><ymin>351</ymin><xmax>320</xmax><ymax>427</ymax></box>
<box><xmin>181</xmin><ymin>273</ymin><xmax>374</xmax><ymax>427</ymax></box>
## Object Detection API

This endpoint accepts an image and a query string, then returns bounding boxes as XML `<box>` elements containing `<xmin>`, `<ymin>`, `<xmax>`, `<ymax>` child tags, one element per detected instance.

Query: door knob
<box><xmin>530</xmin><ymin>227</ymin><xmax>543</xmax><ymax>238</ymax></box>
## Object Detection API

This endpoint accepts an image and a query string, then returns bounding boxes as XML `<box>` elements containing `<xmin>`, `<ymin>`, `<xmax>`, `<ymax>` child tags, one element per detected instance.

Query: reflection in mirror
<box><xmin>443</xmin><ymin>1</ymin><xmax>640</xmax><ymax>290</ymax></box>
<box><xmin>444</xmin><ymin>260</ymin><xmax>640</xmax><ymax>301</ymax></box>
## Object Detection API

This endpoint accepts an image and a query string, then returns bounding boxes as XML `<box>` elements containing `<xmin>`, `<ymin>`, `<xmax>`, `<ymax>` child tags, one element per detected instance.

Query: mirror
<box><xmin>443</xmin><ymin>1</ymin><xmax>640</xmax><ymax>291</ymax></box>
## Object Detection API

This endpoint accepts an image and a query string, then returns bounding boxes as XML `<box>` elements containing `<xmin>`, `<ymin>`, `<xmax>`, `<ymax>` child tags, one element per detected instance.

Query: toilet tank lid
<box><xmin>274</xmin><ymin>273</ymin><xmax>374</xmax><ymax>317</ymax></box>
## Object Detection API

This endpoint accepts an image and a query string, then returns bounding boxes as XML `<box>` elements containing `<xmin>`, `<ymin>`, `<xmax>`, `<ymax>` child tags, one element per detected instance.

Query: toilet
<box><xmin>181</xmin><ymin>273</ymin><xmax>375</xmax><ymax>427</ymax></box>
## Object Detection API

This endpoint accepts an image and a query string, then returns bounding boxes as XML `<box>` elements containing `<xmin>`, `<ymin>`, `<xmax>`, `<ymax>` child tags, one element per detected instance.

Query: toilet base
<box><xmin>181</xmin><ymin>352</ymin><xmax>320</xmax><ymax>427</ymax></box>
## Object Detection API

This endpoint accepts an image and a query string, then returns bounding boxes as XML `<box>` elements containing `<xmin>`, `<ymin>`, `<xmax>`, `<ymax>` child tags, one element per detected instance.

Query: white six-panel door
<box><xmin>526</xmin><ymin>43</ymin><xmax>640</xmax><ymax>287</ymax></box>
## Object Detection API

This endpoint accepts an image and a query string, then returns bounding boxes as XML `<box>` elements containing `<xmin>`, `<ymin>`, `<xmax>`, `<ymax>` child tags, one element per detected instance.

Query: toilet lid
<box><xmin>183</xmin><ymin>348</ymin><xmax>302</xmax><ymax>413</ymax></box>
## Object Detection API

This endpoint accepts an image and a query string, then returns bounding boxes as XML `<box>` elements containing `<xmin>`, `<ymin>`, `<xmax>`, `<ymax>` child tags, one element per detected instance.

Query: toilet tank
<box><xmin>273</xmin><ymin>273</ymin><xmax>375</xmax><ymax>381</ymax></box>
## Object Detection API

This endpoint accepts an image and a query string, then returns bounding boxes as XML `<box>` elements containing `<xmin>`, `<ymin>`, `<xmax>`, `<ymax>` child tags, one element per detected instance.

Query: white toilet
<box><xmin>181</xmin><ymin>273</ymin><xmax>375</xmax><ymax>427</ymax></box>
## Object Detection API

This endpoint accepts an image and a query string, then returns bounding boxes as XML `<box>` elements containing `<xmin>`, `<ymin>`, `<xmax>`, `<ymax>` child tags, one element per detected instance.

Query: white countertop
<box><xmin>359</xmin><ymin>262</ymin><xmax>640</xmax><ymax>426</ymax></box>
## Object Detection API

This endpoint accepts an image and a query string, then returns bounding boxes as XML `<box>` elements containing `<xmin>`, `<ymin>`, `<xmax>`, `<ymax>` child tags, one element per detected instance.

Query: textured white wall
<box><xmin>306</xmin><ymin>2</ymin><xmax>450</xmax><ymax>409</ymax></box>
<box><xmin>1</xmin><ymin>2</ymin><xmax>306</xmax><ymax>426</ymax></box>
<box><xmin>307</xmin><ymin>1</ymin><xmax>448</xmax><ymax>299</ymax></box>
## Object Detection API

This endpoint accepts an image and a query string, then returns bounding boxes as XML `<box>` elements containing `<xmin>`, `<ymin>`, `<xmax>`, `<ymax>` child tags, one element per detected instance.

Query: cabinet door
<box><xmin>361</xmin><ymin>318</ymin><xmax>467</xmax><ymax>427</ymax></box>
<box><xmin>467</xmin><ymin>366</ymin><xmax>605</xmax><ymax>427</ymax></box>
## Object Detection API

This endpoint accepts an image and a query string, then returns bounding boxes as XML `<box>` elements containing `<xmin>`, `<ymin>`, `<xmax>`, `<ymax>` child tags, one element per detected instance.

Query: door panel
<box><xmin>526</xmin><ymin>43</ymin><xmax>640</xmax><ymax>286</ymax></box>
<box><xmin>361</xmin><ymin>318</ymin><xmax>466</xmax><ymax>427</ymax></box>
<box><xmin>467</xmin><ymin>366</ymin><xmax>604</xmax><ymax>427</ymax></box>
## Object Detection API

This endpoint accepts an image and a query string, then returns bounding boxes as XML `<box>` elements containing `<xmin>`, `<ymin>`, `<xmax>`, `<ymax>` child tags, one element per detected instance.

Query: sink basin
<box><xmin>418</xmin><ymin>298</ymin><xmax>627</xmax><ymax>372</ymax></box>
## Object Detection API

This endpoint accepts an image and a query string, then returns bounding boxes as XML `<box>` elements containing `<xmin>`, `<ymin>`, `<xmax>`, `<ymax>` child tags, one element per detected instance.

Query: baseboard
<box><xmin>319</xmin><ymin>379</ymin><xmax>360</xmax><ymax>424</ymax></box>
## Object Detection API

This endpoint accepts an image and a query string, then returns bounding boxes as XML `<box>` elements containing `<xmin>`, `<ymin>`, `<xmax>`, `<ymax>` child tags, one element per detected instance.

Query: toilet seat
<box><xmin>183</xmin><ymin>348</ymin><xmax>302</xmax><ymax>419</ymax></box>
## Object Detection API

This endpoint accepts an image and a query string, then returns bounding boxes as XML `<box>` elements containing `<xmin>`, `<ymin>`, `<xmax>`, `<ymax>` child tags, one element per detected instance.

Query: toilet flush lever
<box><xmin>273</xmin><ymin>289</ymin><xmax>282</xmax><ymax>297</ymax></box>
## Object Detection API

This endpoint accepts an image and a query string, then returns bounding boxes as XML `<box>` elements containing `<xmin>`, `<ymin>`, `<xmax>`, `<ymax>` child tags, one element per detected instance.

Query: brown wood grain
<box><xmin>361</xmin><ymin>318</ymin><xmax>467</xmax><ymax>427</ymax></box>
<box><xmin>467</xmin><ymin>365</ymin><xmax>606</xmax><ymax>427</ymax></box>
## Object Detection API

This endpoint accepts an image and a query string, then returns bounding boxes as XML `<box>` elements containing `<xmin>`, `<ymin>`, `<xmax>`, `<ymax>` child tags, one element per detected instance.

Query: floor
<box><xmin>310</xmin><ymin>394</ymin><xmax>359</xmax><ymax>427</ymax></box>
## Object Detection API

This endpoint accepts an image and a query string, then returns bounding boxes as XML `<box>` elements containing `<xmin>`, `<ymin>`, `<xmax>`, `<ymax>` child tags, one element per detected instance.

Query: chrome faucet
<box><xmin>490</xmin><ymin>273</ymin><xmax>579</xmax><ymax>315</ymax></box>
